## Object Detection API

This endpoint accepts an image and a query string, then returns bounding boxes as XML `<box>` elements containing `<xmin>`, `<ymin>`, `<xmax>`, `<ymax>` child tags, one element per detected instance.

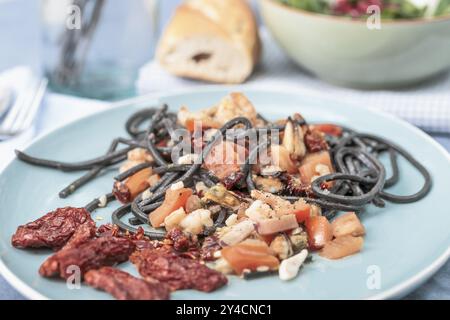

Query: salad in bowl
<box><xmin>260</xmin><ymin>0</ymin><xmax>450</xmax><ymax>88</ymax></box>
<box><xmin>278</xmin><ymin>0</ymin><xmax>450</xmax><ymax>20</ymax></box>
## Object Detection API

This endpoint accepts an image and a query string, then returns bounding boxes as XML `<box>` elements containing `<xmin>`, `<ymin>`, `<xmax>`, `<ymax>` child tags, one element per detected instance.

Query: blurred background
<box><xmin>0</xmin><ymin>0</ymin><xmax>449</xmax><ymax>299</ymax></box>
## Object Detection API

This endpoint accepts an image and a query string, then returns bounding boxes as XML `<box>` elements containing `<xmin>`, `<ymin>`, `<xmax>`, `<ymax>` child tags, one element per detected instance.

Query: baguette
<box><xmin>156</xmin><ymin>0</ymin><xmax>260</xmax><ymax>84</ymax></box>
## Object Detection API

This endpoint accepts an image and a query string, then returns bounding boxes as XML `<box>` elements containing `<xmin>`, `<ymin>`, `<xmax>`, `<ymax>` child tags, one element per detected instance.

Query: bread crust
<box><xmin>156</xmin><ymin>0</ymin><xmax>260</xmax><ymax>83</ymax></box>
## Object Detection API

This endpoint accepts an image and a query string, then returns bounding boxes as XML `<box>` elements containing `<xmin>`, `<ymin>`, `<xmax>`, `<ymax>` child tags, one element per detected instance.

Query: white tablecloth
<box><xmin>0</xmin><ymin>93</ymin><xmax>109</xmax><ymax>171</ymax></box>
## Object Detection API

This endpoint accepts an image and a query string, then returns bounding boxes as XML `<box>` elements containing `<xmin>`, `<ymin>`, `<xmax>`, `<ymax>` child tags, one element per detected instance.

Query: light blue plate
<box><xmin>1</xmin><ymin>88</ymin><xmax>449</xmax><ymax>300</ymax></box>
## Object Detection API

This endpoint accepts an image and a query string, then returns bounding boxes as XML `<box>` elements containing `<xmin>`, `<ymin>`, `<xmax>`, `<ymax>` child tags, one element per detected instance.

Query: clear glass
<box><xmin>41</xmin><ymin>0</ymin><xmax>159</xmax><ymax>100</ymax></box>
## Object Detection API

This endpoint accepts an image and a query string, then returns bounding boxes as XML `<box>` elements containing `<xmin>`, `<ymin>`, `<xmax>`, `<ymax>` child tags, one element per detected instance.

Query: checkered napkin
<box><xmin>136</xmin><ymin>29</ymin><xmax>450</xmax><ymax>134</ymax></box>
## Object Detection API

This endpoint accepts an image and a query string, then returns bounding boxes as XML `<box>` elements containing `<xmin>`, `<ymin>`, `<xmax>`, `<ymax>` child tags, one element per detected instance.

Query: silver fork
<box><xmin>0</xmin><ymin>78</ymin><xmax>48</xmax><ymax>141</ymax></box>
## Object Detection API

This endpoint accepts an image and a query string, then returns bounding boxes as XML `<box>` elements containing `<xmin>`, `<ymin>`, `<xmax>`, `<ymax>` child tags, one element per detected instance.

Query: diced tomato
<box><xmin>113</xmin><ymin>168</ymin><xmax>152</xmax><ymax>203</ymax></box>
<box><xmin>331</xmin><ymin>212</ymin><xmax>365</xmax><ymax>238</ymax></box>
<box><xmin>221</xmin><ymin>240</ymin><xmax>280</xmax><ymax>275</ymax></box>
<box><xmin>319</xmin><ymin>235</ymin><xmax>364</xmax><ymax>260</ymax></box>
<box><xmin>299</xmin><ymin>151</ymin><xmax>333</xmax><ymax>185</ymax></box>
<box><xmin>156</xmin><ymin>140</ymin><xmax>168</xmax><ymax>148</ymax></box>
<box><xmin>312</xmin><ymin>124</ymin><xmax>343</xmax><ymax>137</ymax></box>
<box><xmin>305</xmin><ymin>216</ymin><xmax>333</xmax><ymax>250</ymax></box>
<box><xmin>259</xmin><ymin>234</ymin><xmax>276</xmax><ymax>245</ymax></box>
<box><xmin>292</xmin><ymin>200</ymin><xmax>311</xmax><ymax>223</ymax></box>
<box><xmin>185</xmin><ymin>119</ymin><xmax>202</xmax><ymax>132</ymax></box>
<box><xmin>185</xmin><ymin>118</ymin><xmax>220</xmax><ymax>132</ymax></box>
<box><xmin>148</xmin><ymin>188</ymin><xmax>193</xmax><ymax>228</ymax></box>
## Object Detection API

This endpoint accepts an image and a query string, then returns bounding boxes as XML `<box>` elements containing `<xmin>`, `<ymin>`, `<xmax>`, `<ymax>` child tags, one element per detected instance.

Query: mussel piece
<box><xmin>202</xmin><ymin>184</ymin><xmax>241</xmax><ymax>209</ymax></box>
<box><xmin>289</xmin><ymin>227</ymin><xmax>308</xmax><ymax>253</ymax></box>
<box><xmin>269</xmin><ymin>233</ymin><xmax>294</xmax><ymax>260</ymax></box>
<box><xmin>253</xmin><ymin>175</ymin><xmax>284</xmax><ymax>194</ymax></box>
<box><xmin>260</xmin><ymin>165</ymin><xmax>284</xmax><ymax>177</ymax></box>
<box><xmin>282</xmin><ymin>117</ymin><xmax>306</xmax><ymax>160</ymax></box>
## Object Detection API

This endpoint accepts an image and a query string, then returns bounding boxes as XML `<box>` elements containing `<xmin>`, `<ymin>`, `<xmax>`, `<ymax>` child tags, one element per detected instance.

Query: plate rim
<box><xmin>1</xmin><ymin>85</ymin><xmax>449</xmax><ymax>300</ymax></box>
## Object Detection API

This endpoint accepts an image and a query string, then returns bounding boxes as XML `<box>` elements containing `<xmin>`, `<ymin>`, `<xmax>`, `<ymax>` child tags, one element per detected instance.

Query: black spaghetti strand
<box><xmin>111</xmin><ymin>204</ymin><xmax>166</xmax><ymax>239</ymax></box>
<box><xmin>85</xmin><ymin>193</ymin><xmax>116</xmax><ymax>213</ymax></box>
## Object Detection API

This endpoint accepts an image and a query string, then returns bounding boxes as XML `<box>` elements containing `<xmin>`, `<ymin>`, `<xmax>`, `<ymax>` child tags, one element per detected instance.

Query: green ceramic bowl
<box><xmin>259</xmin><ymin>0</ymin><xmax>450</xmax><ymax>88</ymax></box>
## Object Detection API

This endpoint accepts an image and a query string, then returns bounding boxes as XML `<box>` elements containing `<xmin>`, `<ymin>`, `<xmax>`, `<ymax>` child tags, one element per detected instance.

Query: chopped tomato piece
<box><xmin>221</xmin><ymin>240</ymin><xmax>280</xmax><ymax>275</ymax></box>
<box><xmin>331</xmin><ymin>212</ymin><xmax>365</xmax><ymax>238</ymax></box>
<box><xmin>185</xmin><ymin>118</ymin><xmax>221</xmax><ymax>132</ymax></box>
<box><xmin>312</xmin><ymin>124</ymin><xmax>343</xmax><ymax>137</ymax></box>
<box><xmin>305</xmin><ymin>216</ymin><xmax>333</xmax><ymax>250</ymax></box>
<box><xmin>292</xmin><ymin>200</ymin><xmax>312</xmax><ymax>223</ymax></box>
<box><xmin>148</xmin><ymin>188</ymin><xmax>193</xmax><ymax>228</ymax></box>
<box><xmin>113</xmin><ymin>168</ymin><xmax>152</xmax><ymax>203</ymax></box>
<box><xmin>299</xmin><ymin>151</ymin><xmax>334</xmax><ymax>185</ymax></box>
<box><xmin>185</xmin><ymin>119</ymin><xmax>197</xmax><ymax>132</ymax></box>
<box><xmin>319</xmin><ymin>235</ymin><xmax>364</xmax><ymax>260</ymax></box>
<box><xmin>259</xmin><ymin>234</ymin><xmax>276</xmax><ymax>245</ymax></box>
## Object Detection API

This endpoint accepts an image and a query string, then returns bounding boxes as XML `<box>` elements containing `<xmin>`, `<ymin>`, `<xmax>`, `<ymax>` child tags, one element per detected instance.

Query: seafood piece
<box><xmin>219</xmin><ymin>220</ymin><xmax>255</xmax><ymax>246</ymax></box>
<box><xmin>288</xmin><ymin>227</ymin><xmax>308</xmax><ymax>252</ymax></box>
<box><xmin>203</xmin><ymin>184</ymin><xmax>241</xmax><ymax>209</ymax></box>
<box><xmin>214</xmin><ymin>92</ymin><xmax>258</xmax><ymax>126</ymax></box>
<box><xmin>253</xmin><ymin>175</ymin><xmax>284</xmax><ymax>194</ymax></box>
<box><xmin>282</xmin><ymin>117</ymin><xmax>306</xmax><ymax>160</ymax></box>
<box><xmin>204</xmin><ymin>140</ymin><xmax>247</xmax><ymax>185</ymax></box>
<box><xmin>245</xmin><ymin>200</ymin><xmax>274</xmax><ymax>222</ymax></box>
<box><xmin>260</xmin><ymin>165</ymin><xmax>284</xmax><ymax>177</ymax></box>
<box><xmin>185</xmin><ymin>194</ymin><xmax>203</xmax><ymax>213</ymax></box>
<box><xmin>257</xmin><ymin>214</ymin><xmax>299</xmax><ymax>235</ymax></box>
<box><xmin>127</xmin><ymin>148</ymin><xmax>153</xmax><ymax>162</ymax></box>
<box><xmin>269</xmin><ymin>234</ymin><xmax>293</xmax><ymax>260</ymax></box>
<box><xmin>179</xmin><ymin>209</ymin><xmax>214</xmax><ymax>235</ymax></box>
<box><xmin>278</xmin><ymin>249</ymin><xmax>308</xmax><ymax>281</ymax></box>
<box><xmin>269</xmin><ymin>145</ymin><xmax>298</xmax><ymax>174</ymax></box>
<box><xmin>299</xmin><ymin>151</ymin><xmax>334</xmax><ymax>185</ymax></box>
<box><xmin>178</xmin><ymin>92</ymin><xmax>258</xmax><ymax>129</ymax></box>
<box><xmin>164</xmin><ymin>207</ymin><xmax>187</xmax><ymax>231</ymax></box>
<box><xmin>250</xmin><ymin>190</ymin><xmax>294</xmax><ymax>215</ymax></box>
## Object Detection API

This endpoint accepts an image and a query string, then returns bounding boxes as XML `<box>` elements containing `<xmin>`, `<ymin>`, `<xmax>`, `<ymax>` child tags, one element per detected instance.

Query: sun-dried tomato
<box><xmin>305</xmin><ymin>129</ymin><xmax>328</xmax><ymax>153</ymax></box>
<box><xmin>84</xmin><ymin>267</ymin><xmax>170</xmax><ymax>300</ymax></box>
<box><xmin>11</xmin><ymin>207</ymin><xmax>94</xmax><ymax>249</ymax></box>
<box><xmin>39</xmin><ymin>236</ymin><xmax>135</xmax><ymax>279</ymax></box>
<box><xmin>200</xmin><ymin>236</ymin><xmax>222</xmax><ymax>261</ymax></box>
<box><xmin>131</xmin><ymin>248</ymin><xmax>227</xmax><ymax>292</ymax></box>
<box><xmin>166</xmin><ymin>228</ymin><xmax>191</xmax><ymax>252</ymax></box>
